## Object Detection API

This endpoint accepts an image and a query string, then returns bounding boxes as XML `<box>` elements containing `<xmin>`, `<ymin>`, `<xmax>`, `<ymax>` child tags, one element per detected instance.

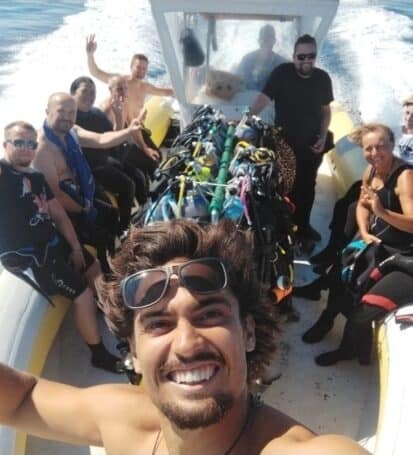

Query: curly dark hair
<box><xmin>98</xmin><ymin>218</ymin><xmax>278</xmax><ymax>384</ymax></box>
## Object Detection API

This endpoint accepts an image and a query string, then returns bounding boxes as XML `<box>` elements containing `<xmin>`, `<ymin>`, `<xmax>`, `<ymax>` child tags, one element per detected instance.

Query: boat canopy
<box><xmin>149</xmin><ymin>0</ymin><xmax>339</xmax><ymax>124</ymax></box>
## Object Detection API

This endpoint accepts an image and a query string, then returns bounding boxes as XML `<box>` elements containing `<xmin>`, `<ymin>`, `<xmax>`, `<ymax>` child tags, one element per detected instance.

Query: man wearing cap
<box><xmin>236</xmin><ymin>24</ymin><xmax>287</xmax><ymax>91</ymax></box>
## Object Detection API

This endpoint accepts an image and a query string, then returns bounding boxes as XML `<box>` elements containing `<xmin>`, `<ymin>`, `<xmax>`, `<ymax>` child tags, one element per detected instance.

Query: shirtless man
<box><xmin>34</xmin><ymin>92</ymin><xmax>143</xmax><ymax>217</ymax></box>
<box><xmin>0</xmin><ymin>219</ymin><xmax>367</xmax><ymax>455</ymax></box>
<box><xmin>86</xmin><ymin>34</ymin><xmax>173</xmax><ymax>161</ymax></box>
<box><xmin>33</xmin><ymin>92</ymin><xmax>144</xmax><ymax>269</ymax></box>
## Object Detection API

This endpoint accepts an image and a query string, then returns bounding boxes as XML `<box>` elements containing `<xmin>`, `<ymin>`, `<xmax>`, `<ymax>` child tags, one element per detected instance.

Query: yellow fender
<box><xmin>326</xmin><ymin>102</ymin><xmax>365</xmax><ymax>196</ymax></box>
<box><xmin>143</xmin><ymin>96</ymin><xmax>174</xmax><ymax>148</ymax></box>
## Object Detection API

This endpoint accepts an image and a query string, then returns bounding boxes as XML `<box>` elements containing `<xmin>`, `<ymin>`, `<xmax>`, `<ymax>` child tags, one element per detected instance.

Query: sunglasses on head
<box><xmin>6</xmin><ymin>139</ymin><xmax>38</xmax><ymax>150</ymax></box>
<box><xmin>296</xmin><ymin>52</ymin><xmax>317</xmax><ymax>61</ymax></box>
<box><xmin>121</xmin><ymin>257</ymin><xmax>228</xmax><ymax>310</ymax></box>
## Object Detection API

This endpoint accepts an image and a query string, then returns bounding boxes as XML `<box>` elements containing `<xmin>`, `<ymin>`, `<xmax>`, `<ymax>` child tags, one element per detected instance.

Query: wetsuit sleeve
<box><xmin>42</xmin><ymin>176</ymin><xmax>55</xmax><ymax>201</ymax></box>
<box><xmin>98</xmin><ymin>109</ymin><xmax>114</xmax><ymax>132</ymax></box>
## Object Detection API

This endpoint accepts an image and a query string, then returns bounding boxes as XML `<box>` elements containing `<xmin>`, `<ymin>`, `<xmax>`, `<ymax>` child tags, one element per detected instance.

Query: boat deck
<box><xmin>26</xmin><ymin>160</ymin><xmax>377</xmax><ymax>455</ymax></box>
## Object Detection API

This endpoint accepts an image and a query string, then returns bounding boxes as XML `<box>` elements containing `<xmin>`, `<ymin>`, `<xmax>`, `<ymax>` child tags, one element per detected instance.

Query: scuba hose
<box><xmin>177</xmin><ymin>175</ymin><xmax>186</xmax><ymax>218</ymax></box>
<box><xmin>209</xmin><ymin>123</ymin><xmax>236</xmax><ymax>223</ymax></box>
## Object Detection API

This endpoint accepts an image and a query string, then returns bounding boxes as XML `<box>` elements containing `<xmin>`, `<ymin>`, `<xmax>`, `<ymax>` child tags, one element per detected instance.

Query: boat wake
<box><xmin>0</xmin><ymin>0</ymin><xmax>412</xmax><ymax>138</ymax></box>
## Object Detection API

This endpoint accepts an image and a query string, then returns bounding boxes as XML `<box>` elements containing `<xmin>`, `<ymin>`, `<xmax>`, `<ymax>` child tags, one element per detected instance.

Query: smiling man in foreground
<box><xmin>0</xmin><ymin>219</ymin><xmax>368</xmax><ymax>454</ymax></box>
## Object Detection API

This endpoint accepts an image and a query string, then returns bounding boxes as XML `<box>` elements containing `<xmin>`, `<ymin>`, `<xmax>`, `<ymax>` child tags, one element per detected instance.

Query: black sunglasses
<box><xmin>121</xmin><ymin>257</ymin><xmax>228</xmax><ymax>310</ymax></box>
<box><xmin>6</xmin><ymin>139</ymin><xmax>38</xmax><ymax>150</ymax></box>
<box><xmin>296</xmin><ymin>52</ymin><xmax>317</xmax><ymax>61</ymax></box>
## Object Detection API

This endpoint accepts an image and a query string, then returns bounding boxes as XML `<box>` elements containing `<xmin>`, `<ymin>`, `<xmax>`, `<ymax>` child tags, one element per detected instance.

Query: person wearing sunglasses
<box><xmin>252</xmin><ymin>34</ymin><xmax>334</xmax><ymax>254</ymax></box>
<box><xmin>86</xmin><ymin>34</ymin><xmax>172</xmax><ymax>168</ymax></box>
<box><xmin>0</xmin><ymin>121</ymin><xmax>120</xmax><ymax>373</ymax></box>
<box><xmin>0</xmin><ymin>219</ymin><xmax>367</xmax><ymax>454</ymax></box>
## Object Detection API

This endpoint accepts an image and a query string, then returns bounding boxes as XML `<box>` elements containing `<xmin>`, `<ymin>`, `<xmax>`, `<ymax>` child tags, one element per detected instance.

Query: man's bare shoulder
<box><xmin>252</xmin><ymin>404</ymin><xmax>367</xmax><ymax>454</ymax></box>
<box><xmin>33</xmin><ymin>133</ymin><xmax>58</xmax><ymax>170</ymax></box>
<box><xmin>262</xmin><ymin>433</ymin><xmax>368</xmax><ymax>455</ymax></box>
<box><xmin>253</xmin><ymin>403</ymin><xmax>314</xmax><ymax>441</ymax></box>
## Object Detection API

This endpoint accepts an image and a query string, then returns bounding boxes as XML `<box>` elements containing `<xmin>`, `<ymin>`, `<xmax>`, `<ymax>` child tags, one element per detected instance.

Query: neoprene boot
<box><xmin>310</xmin><ymin>243</ymin><xmax>339</xmax><ymax>274</ymax></box>
<box><xmin>293</xmin><ymin>275</ymin><xmax>327</xmax><ymax>301</ymax></box>
<box><xmin>314</xmin><ymin>319</ymin><xmax>371</xmax><ymax>366</ymax></box>
<box><xmin>302</xmin><ymin>310</ymin><xmax>334</xmax><ymax>343</ymax></box>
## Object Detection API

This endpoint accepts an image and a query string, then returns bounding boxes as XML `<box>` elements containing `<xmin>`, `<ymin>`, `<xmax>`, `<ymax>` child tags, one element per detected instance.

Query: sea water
<box><xmin>0</xmin><ymin>0</ymin><xmax>412</xmax><ymax>137</ymax></box>
<box><xmin>0</xmin><ymin>0</ymin><xmax>168</xmax><ymax>136</ymax></box>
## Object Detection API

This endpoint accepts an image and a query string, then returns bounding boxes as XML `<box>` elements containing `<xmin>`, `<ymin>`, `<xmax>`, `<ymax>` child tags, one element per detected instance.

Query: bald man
<box><xmin>33</xmin><ymin>92</ymin><xmax>143</xmax><ymax>270</ymax></box>
<box><xmin>237</xmin><ymin>24</ymin><xmax>286</xmax><ymax>91</ymax></box>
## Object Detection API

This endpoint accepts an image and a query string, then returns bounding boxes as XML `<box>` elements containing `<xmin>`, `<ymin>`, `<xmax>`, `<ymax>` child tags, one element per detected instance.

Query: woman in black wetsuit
<box><xmin>306</xmin><ymin>123</ymin><xmax>413</xmax><ymax>366</ymax></box>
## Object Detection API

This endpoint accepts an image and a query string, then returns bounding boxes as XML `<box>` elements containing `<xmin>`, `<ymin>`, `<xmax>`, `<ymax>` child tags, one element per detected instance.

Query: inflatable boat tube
<box><xmin>0</xmin><ymin>270</ymin><xmax>70</xmax><ymax>455</ymax></box>
<box><xmin>326</xmin><ymin>102</ymin><xmax>365</xmax><ymax>196</ymax></box>
<box><xmin>374</xmin><ymin>305</ymin><xmax>413</xmax><ymax>455</ymax></box>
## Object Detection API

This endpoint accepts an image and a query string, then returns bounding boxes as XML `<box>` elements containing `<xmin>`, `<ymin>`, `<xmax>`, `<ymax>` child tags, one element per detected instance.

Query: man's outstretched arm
<box><xmin>251</xmin><ymin>92</ymin><xmax>271</xmax><ymax>116</ymax></box>
<box><xmin>145</xmin><ymin>82</ymin><xmax>174</xmax><ymax>97</ymax></box>
<box><xmin>0</xmin><ymin>363</ymin><xmax>37</xmax><ymax>423</ymax></box>
<box><xmin>86</xmin><ymin>34</ymin><xmax>116</xmax><ymax>84</ymax></box>
<box><xmin>75</xmin><ymin>117</ymin><xmax>142</xmax><ymax>149</ymax></box>
<box><xmin>0</xmin><ymin>362</ymin><xmax>102</xmax><ymax>446</ymax></box>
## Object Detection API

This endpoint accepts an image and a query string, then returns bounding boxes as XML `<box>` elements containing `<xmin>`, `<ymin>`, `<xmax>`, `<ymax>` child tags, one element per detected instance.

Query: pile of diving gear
<box><xmin>135</xmin><ymin>105</ymin><xmax>296</xmax><ymax>305</ymax></box>
<box><xmin>122</xmin><ymin>106</ymin><xmax>297</xmax><ymax>383</ymax></box>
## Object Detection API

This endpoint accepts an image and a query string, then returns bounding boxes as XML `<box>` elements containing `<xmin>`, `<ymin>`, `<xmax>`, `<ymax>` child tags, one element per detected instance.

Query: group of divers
<box><xmin>1</xmin><ymin>25</ymin><xmax>413</xmax><ymax>455</ymax></box>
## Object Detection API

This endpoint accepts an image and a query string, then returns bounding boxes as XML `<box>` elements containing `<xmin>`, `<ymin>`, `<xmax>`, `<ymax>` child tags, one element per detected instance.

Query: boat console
<box><xmin>149</xmin><ymin>0</ymin><xmax>339</xmax><ymax>125</ymax></box>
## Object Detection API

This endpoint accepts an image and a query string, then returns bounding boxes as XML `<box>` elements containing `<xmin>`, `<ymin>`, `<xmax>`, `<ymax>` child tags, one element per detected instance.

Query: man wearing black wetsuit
<box><xmin>70</xmin><ymin>76</ymin><xmax>136</xmax><ymax>233</ymax></box>
<box><xmin>0</xmin><ymin>120</ymin><xmax>120</xmax><ymax>372</ymax></box>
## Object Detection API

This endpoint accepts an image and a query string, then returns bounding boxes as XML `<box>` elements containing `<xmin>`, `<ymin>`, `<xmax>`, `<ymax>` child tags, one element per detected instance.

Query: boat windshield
<box><xmin>165</xmin><ymin>13</ymin><xmax>303</xmax><ymax>105</ymax></box>
<box><xmin>150</xmin><ymin>1</ymin><xmax>338</xmax><ymax>122</ymax></box>
<box><xmin>161</xmin><ymin>11</ymin><xmax>321</xmax><ymax>118</ymax></box>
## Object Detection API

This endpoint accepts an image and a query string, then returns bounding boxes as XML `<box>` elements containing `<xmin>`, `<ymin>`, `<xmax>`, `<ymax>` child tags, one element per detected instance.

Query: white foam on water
<box><xmin>0</xmin><ymin>0</ymin><xmax>412</xmax><ymax>140</ymax></box>
<box><xmin>327</xmin><ymin>0</ymin><xmax>413</xmax><ymax>131</ymax></box>
<box><xmin>0</xmin><ymin>0</ymin><xmax>166</xmax><ymax>136</ymax></box>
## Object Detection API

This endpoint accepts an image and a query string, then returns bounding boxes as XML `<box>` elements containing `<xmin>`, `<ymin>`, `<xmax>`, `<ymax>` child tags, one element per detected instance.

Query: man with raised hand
<box><xmin>86</xmin><ymin>34</ymin><xmax>173</xmax><ymax>163</ymax></box>
<box><xmin>0</xmin><ymin>219</ymin><xmax>368</xmax><ymax>454</ymax></box>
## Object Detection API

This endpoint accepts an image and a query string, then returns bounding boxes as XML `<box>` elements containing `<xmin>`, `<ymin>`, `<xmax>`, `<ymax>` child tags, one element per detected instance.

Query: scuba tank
<box><xmin>223</xmin><ymin>194</ymin><xmax>244</xmax><ymax>221</ymax></box>
<box><xmin>182</xmin><ymin>188</ymin><xmax>209</xmax><ymax>220</ymax></box>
